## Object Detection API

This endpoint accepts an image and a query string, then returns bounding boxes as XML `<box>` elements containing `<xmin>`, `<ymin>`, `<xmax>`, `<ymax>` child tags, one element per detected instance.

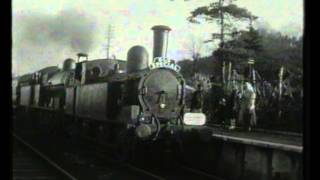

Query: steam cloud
<box><xmin>13</xmin><ymin>9</ymin><xmax>97</xmax><ymax>75</ymax></box>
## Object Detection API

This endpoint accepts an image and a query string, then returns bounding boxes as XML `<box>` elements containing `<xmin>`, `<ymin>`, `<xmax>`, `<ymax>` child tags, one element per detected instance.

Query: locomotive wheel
<box><xmin>97</xmin><ymin>125</ymin><xmax>109</xmax><ymax>144</ymax></box>
<box><xmin>113</xmin><ymin>128</ymin><xmax>136</xmax><ymax>162</ymax></box>
<box><xmin>48</xmin><ymin>112</ymin><xmax>56</xmax><ymax>136</ymax></box>
<box><xmin>53</xmin><ymin>113</ymin><xmax>63</xmax><ymax>136</ymax></box>
<box><xmin>66</xmin><ymin>119</ymin><xmax>81</xmax><ymax>138</ymax></box>
<box><xmin>34</xmin><ymin>111</ymin><xmax>42</xmax><ymax>135</ymax></box>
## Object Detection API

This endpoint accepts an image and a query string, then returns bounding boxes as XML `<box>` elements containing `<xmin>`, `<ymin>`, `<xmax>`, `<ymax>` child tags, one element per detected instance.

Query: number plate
<box><xmin>183</xmin><ymin>113</ymin><xmax>206</xmax><ymax>126</ymax></box>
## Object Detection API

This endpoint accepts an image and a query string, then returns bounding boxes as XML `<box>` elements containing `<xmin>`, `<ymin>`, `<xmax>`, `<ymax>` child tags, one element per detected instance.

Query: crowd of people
<box><xmin>189</xmin><ymin>62</ymin><xmax>303</xmax><ymax>132</ymax></box>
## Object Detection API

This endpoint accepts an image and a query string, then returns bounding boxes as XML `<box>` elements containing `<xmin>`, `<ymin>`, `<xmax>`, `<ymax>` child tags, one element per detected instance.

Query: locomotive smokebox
<box><xmin>62</xmin><ymin>58</ymin><xmax>76</xmax><ymax>71</ymax></box>
<box><xmin>151</xmin><ymin>25</ymin><xmax>171</xmax><ymax>59</ymax></box>
<box><xmin>126</xmin><ymin>45</ymin><xmax>149</xmax><ymax>73</ymax></box>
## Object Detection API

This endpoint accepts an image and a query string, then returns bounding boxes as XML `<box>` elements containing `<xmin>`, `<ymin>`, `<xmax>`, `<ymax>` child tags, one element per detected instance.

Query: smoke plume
<box><xmin>13</xmin><ymin>9</ymin><xmax>97</xmax><ymax>74</ymax></box>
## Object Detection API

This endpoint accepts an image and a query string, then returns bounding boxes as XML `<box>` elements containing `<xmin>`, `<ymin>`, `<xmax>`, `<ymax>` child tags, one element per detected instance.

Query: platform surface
<box><xmin>201</xmin><ymin>126</ymin><xmax>303</xmax><ymax>153</ymax></box>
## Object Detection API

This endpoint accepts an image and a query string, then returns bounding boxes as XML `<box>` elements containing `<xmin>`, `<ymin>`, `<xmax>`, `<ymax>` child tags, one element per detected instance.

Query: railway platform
<box><xmin>181</xmin><ymin>126</ymin><xmax>303</xmax><ymax>180</ymax></box>
<box><xmin>206</xmin><ymin>126</ymin><xmax>302</xmax><ymax>153</ymax></box>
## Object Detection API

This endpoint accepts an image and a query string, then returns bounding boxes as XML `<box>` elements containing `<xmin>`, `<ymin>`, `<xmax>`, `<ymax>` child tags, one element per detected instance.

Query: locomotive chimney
<box><xmin>77</xmin><ymin>53</ymin><xmax>88</xmax><ymax>62</ymax></box>
<box><xmin>151</xmin><ymin>25</ymin><xmax>171</xmax><ymax>59</ymax></box>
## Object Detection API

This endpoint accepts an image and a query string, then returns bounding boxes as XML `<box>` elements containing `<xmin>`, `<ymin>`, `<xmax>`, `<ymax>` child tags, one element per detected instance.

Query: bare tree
<box><xmin>188</xmin><ymin>34</ymin><xmax>203</xmax><ymax>60</ymax></box>
<box><xmin>104</xmin><ymin>24</ymin><xmax>114</xmax><ymax>59</ymax></box>
<box><xmin>187</xmin><ymin>34</ymin><xmax>204</xmax><ymax>75</ymax></box>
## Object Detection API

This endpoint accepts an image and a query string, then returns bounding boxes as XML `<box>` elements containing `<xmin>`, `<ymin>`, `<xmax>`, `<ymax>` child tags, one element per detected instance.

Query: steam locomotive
<box><xmin>12</xmin><ymin>25</ymin><xmax>206</xmax><ymax>157</ymax></box>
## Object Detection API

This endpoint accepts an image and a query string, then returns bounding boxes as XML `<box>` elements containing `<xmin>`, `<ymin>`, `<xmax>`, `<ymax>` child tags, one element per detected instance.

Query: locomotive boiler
<box><xmin>13</xmin><ymin>25</ymin><xmax>206</xmax><ymax>157</ymax></box>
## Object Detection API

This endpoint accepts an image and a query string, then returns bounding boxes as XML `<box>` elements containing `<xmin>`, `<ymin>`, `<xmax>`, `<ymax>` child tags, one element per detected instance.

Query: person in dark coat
<box><xmin>227</xmin><ymin>85</ymin><xmax>240</xmax><ymax>130</ymax></box>
<box><xmin>208</xmin><ymin>76</ymin><xmax>226</xmax><ymax>125</ymax></box>
<box><xmin>191</xmin><ymin>83</ymin><xmax>204</xmax><ymax>112</ymax></box>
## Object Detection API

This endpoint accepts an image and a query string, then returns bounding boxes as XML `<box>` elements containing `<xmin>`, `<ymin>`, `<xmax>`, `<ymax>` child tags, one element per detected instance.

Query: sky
<box><xmin>12</xmin><ymin>0</ymin><xmax>304</xmax><ymax>75</ymax></box>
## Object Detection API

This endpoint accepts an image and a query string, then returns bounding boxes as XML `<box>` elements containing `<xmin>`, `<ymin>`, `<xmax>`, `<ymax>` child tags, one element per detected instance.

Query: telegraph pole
<box><xmin>217</xmin><ymin>0</ymin><xmax>226</xmax><ymax>86</ymax></box>
<box><xmin>106</xmin><ymin>24</ymin><xmax>114</xmax><ymax>59</ymax></box>
<box><xmin>218</xmin><ymin>0</ymin><xmax>225</xmax><ymax>49</ymax></box>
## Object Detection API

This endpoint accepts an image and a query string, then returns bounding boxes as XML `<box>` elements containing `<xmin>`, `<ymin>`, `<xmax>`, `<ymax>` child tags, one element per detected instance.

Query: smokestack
<box><xmin>151</xmin><ymin>25</ymin><xmax>171</xmax><ymax>59</ymax></box>
<box><xmin>77</xmin><ymin>53</ymin><xmax>88</xmax><ymax>62</ymax></box>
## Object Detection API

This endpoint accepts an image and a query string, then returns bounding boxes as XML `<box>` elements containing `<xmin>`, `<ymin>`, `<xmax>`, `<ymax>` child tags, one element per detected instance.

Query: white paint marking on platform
<box><xmin>212</xmin><ymin>133</ymin><xmax>303</xmax><ymax>153</ymax></box>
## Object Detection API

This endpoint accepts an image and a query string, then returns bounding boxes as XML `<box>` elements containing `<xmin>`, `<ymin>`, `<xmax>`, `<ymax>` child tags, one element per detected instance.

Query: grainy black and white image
<box><xmin>12</xmin><ymin>0</ymin><xmax>303</xmax><ymax>179</ymax></box>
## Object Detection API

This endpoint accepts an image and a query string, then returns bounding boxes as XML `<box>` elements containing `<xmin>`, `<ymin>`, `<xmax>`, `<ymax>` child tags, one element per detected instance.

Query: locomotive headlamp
<box><xmin>158</xmin><ymin>91</ymin><xmax>167</xmax><ymax>109</ymax></box>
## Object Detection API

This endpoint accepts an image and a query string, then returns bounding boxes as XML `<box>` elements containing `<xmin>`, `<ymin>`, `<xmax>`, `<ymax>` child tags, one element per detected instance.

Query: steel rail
<box><xmin>180</xmin><ymin>165</ymin><xmax>225</xmax><ymax>180</ymax></box>
<box><xmin>13</xmin><ymin>133</ymin><xmax>78</xmax><ymax>180</ymax></box>
<box><xmin>125</xmin><ymin>164</ymin><xmax>166</xmax><ymax>180</ymax></box>
<box><xmin>80</xmin><ymin>135</ymin><xmax>166</xmax><ymax>180</ymax></box>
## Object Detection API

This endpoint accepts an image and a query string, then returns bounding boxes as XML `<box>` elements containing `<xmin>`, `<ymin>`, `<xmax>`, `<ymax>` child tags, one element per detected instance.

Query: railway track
<box><xmin>13</xmin><ymin>131</ymin><xmax>164</xmax><ymax>180</ymax></box>
<box><xmin>12</xmin><ymin>134</ymin><xmax>77</xmax><ymax>180</ymax></box>
<box><xmin>135</xmin><ymin>165</ymin><xmax>224</xmax><ymax>180</ymax></box>
<box><xmin>12</xmin><ymin>132</ymin><xmax>167</xmax><ymax>180</ymax></box>
<box><xmin>13</xmin><ymin>130</ymin><xmax>225</xmax><ymax>180</ymax></box>
<box><xmin>76</xmin><ymin>135</ymin><xmax>223</xmax><ymax>180</ymax></box>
